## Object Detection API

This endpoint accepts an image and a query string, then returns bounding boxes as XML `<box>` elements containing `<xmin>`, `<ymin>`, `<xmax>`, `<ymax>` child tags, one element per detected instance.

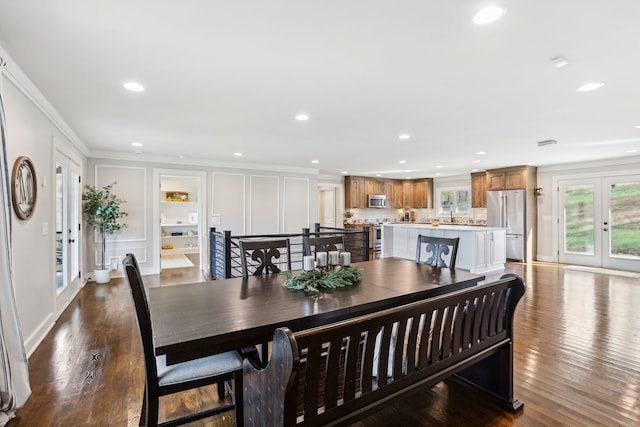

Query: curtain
<box><xmin>0</xmin><ymin>58</ymin><xmax>32</xmax><ymax>426</ymax></box>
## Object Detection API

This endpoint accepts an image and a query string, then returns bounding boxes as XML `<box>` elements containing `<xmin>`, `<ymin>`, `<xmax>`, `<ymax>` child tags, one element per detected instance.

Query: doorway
<box><xmin>318</xmin><ymin>187</ymin><xmax>336</xmax><ymax>228</ymax></box>
<box><xmin>54</xmin><ymin>150</ymin><xmax>82</xmax><ymax>315</ymax></box>
<box><xmin>558</xmin><ymin>174</ymin><xmax>640</xmax><ymax>272</ymax></box>
<box><xmin>153</xmin><ymin>169</ymin><xmax>206</xmax><ymax>273</ymax></box>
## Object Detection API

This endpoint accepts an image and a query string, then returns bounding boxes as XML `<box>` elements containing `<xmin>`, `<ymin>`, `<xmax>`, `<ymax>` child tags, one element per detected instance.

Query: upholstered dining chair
<box><xmin>415</xmin><ymin>235</ymin><xmax>460</xmax><ymax>270</ymax></box>
<box><xmin>123</xmin><ymin>253</ymin><xmax>244</xmax><ymax>427</ymax></box>
<box><xmin>239</xmin><ymin>238</ymin><xmax>292</xmax><ymax>277</ymax></box>
<box><xmin>303</xmin><ymin>235</ymin><xmax>345</xmax><ymax>257</ymax></box>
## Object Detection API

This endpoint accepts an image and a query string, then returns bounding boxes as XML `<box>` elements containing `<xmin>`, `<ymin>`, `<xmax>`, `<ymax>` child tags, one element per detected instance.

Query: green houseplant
<box><xmin>82</xmin><ymin>182</ymin><xmax>128</xmax><ymax>283</ymax></box>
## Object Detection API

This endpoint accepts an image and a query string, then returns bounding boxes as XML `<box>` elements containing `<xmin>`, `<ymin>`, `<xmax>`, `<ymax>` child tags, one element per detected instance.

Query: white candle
<box><xmin>340</xmin><ymin>252</ymin><xmax>351</xmax><ymax>266</ymax></box>
<box><xmin>328</xmin><ymin>251</ymin><xmax>339</xmax><ymax>266</ymax></box>
<box><xmin>303</xmin><ymin>256</ymin><xmax>315</xmax><ymax>272</ymax></box>
<box><xmin>316</xmin><ymin>252</ymin><xmax>327</xmax><ymax>267</ymax></box>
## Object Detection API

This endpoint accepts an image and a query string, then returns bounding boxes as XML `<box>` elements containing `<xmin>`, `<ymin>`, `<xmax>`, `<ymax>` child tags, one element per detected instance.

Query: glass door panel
<box><xmin>604</xmin><ymin>177</ymin><xmax>640</xmax><ymax>271</ymax></box>
<box><xmin>559</xmin><ymin>180</ymin><xmax>601</xmax><ymax>267</ymax></box>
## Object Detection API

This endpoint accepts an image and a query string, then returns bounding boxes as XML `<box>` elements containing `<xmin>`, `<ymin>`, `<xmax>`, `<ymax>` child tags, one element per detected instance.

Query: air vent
<box><xmin>537</xmin><ymin>139</ymin><xmax>558</xmax><ymax>147</ymax></box>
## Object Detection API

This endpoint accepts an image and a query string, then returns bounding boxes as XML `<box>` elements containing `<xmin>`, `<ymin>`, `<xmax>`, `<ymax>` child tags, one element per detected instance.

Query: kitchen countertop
<box><xmin>382</xmin><ymin>223</ymin><xmax>506</xmax><ymax>232</ymax></box>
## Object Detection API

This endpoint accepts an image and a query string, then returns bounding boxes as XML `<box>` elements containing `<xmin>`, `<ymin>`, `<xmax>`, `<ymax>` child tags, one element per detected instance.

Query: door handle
<box><xmin>603</xmin><ymin>228</ymin><xmax>608</xmax><ymax>232</ymax></box>
<box><xmin>69</xmin><ymin>238</ymin><xmax>75</xmax><ymax>243</ymax></box>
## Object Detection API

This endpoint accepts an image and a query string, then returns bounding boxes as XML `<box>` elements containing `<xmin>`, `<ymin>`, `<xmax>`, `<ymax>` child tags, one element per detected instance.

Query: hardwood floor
<box><xmin>11</xmin><ymin>261</ymin><xmax>640</xmax><ymax>426</ymax></box>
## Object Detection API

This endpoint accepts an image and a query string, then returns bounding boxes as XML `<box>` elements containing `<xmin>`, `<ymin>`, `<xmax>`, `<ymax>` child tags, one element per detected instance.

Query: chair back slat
<box><xmin>303</xmin><ymin>235</ymin><xmax>346</xmax><ymax>257</ymax></box>
<box><xmin>239</xmin><ymin>238</ymin><xmax>292</xmax><ymax>277</ymax></box>
<box><xmin>415</xmin><ymin>235</ymin><xmax>460</xmax><ymax>269</ymax></box>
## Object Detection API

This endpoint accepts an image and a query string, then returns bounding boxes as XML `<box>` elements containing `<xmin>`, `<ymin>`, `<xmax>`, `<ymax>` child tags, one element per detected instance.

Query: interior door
<box><xmin>319</xmin><ymin>188</ymin><xmax>336</xmax><ymax>227</ymax></box>
<box><xmin>559</xmin><ymin>175</ymin><xmax>640</xmax><ymax>272</ymax></box>
<box><xmin>55</xmin><ymin>152</ymin><xmax>82</xmax><ymax>315</ymax></box>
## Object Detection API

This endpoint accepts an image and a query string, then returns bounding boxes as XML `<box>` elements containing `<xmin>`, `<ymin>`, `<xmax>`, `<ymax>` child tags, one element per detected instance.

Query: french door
<box><xmin>55</xmin><ymin>151</ymin><xmax>82</xmax><ymax>314</ymax></box>
<box><xmin>559</xmin><ymin>174</ymin><xmax>640</xmax><ymax>272</ymax></box>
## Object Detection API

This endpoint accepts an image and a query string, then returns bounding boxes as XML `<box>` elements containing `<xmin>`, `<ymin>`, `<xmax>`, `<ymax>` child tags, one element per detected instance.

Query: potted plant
<box><xmin>82</xmin><ymin>182</ymin><xmax>128</xmax><ymax>283</ymax></box>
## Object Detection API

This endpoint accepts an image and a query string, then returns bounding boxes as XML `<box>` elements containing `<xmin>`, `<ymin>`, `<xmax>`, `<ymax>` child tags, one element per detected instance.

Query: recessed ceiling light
<box><xmin>178</xmin><ymin>154</ymin><xmax>185</xmax><ymax>159</ymax></box>
<box><xmin>405</xmin><ymin>176</ymin><xmax>411</xmax><ymax>179</ymax></box>
<box><xmin>471</xmin><ymin>169</ymin><xmax>479</xmax><ymax>172</ymax></box>
<box><xmin>473</xmin><ymin>6</ymin><xmax>506</xmax><ymax>25</ymax></box>
<box><xmin>311</xmin><ymin>160</ymin><xmax>319</xmax><ymax>164</ymax></box>
<box><xmin>123</xmin><ymin>82</ymin><xmax>144</xmax><ymax>92</ymax></box>
<box><xmin>399</xmin><ymin>160</ymin><xmax>407</xmax><ymax>164</ymax></box>
<box><xmin>527</xmin><ymin>162</ymin><xmax>536</xmax><ymax>165</ymax></box>
<box><xmin>376</xmin><ymin>174</ymin><xmax>382</xmax><ymax>177</ymax></box>
<box><xmin>233</xmin><ymin>152</ymin><xmax>243</xmax><ymax>156</ymax></box>
<box><xmin>342</xmin><ymin>171</ymin><xmax>348</xmax><ymax>174</ymax></box>
<box><xmin>296</xmin><ymin>114</ymin><xmax>309</xmax><ymax>121</ymax></box>
<box><xmin>626</xmin><ymin>149</ymin><xmax>638</xmax><ymax>153</ymax></box>
<box><xmin>577</xmin><ymin>82</ymin><xmax>604</xmax><ymax>92</ymax></box>
<box><xmin>436</xmin><ymin>165</ymin><xmax>444</xmax><ymax>168</ymax></box>
<box><xmin>472</xmin><ymin>160</ymin><xmax>481</xmax><ymax>163</ymax></box>
<box><xmin>131</xmin><ymin>142</ymin><xmax>143</xmax><ymax>147</ymax></box>
<box><xmin>635</xmin><ymin>125</ymin><xmax>640</xmax><ymax>129</ymax></box>
<box><xmin>475</xmin><ymin>151</ymin><xmax>486</xmax><ymax>155</ymax></box>
<box><xmin>550</xmin><ymin>56</ymin><xmax>569</xmax><ymax>68</ymax></box>
<box><xmin>435</xmin><ymin>173</ymin><xmax>441</xmax><ymax>176</ymax></box>
<box><xmin>399</xmin><ymin>134</ymin><xmax>411</xmax><ymax>140</ymax></box>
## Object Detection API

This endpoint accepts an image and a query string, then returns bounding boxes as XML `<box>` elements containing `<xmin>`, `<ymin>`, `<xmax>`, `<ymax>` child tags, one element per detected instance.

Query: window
<box><xmin>438</xmin><ymin>188</ymin><xmax>471</xmax><ymax>216</ymax></box>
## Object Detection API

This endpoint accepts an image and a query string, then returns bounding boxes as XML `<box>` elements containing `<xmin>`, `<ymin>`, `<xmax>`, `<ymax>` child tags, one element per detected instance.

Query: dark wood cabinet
<box><xmin>402</xmin><ymin>181</ymin><xmax>413</xmax><ymax>208</ymax></box>
<box><xmin>367</xmin><ymin>180</ymin><xmax>384</xmax><ymax>195</ymax></box>
<box><xmin>471</xmin><ymin>172</ymin><xmax>487</xmax><ymax>208</ymax></box>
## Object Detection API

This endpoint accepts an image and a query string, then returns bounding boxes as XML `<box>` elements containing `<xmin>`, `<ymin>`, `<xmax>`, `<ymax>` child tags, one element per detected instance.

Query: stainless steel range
<box><xmin>373</xmin><ymin>224</ymin><xmax>382</xmax><ymax>251</ymax></box>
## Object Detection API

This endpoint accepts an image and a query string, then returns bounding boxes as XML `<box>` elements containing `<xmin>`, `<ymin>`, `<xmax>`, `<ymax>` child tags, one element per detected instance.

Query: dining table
<box><xmin>148</xmin><ymin>257</ymin><xmax>485</xmax><ymax>365</ymax></box>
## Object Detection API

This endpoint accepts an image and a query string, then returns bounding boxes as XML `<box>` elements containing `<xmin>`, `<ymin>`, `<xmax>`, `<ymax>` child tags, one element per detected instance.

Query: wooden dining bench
<box><xmin>242</xmin><ymin>274</ymin><xmax>525</xmax><ymax>426</ymax></box>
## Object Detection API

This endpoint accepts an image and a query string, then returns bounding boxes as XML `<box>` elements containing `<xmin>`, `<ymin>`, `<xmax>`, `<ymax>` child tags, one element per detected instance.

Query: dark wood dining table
<box><xmin>149</xmin><ymin>257</ymin><xmax>485</xmax><ymax>365</ymax></box>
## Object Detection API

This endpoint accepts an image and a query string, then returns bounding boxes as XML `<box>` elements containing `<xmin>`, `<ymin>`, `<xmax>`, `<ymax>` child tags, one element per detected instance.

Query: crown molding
<box><xmin>89</xmin><ymin>149</ymin><xmax>321</xmax><ymax>176</ymax></box>
<box><xmin>537</xmin><ymin>154</ymin><xmax>640</xmax><ymax>173</ymax></box>
<box><xmin>0</xmin><ymin>44</ymin><xmax>89</xmax><ymax>157</ymax></box>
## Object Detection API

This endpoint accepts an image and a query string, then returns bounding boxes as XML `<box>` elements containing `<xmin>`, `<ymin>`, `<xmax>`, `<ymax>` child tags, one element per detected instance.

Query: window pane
<box><xmin>564</xmin><ymin>184</ymin><xmax>595</xmax><ymax>255</ymax></box>
<box><xmin>440</xmin><ymin>190</ymin><xmax>454</xmax><ymax>214</ymax></box>
<box><xmin>456</xmin><ymin>190</ymin><xmax>471</xmax><ymax>214</ymax></box>
<box><xmin>609</xmin><ymin>182</ymin><xmax>640</xmax><ymax>258</ymax></box>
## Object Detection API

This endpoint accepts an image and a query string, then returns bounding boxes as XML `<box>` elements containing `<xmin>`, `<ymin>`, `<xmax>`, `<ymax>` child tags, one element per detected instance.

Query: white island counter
<box><xmin>381</xmin><ymin>223</ymin><xmax>507</xmax><ymax>274</ymax></box>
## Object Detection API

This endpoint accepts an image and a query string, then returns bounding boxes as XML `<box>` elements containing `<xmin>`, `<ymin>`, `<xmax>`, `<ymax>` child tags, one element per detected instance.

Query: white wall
<box><xmin>2</xmin><ymin>68</ymin><xmax>87</xmax><ymax>356</ymax></box>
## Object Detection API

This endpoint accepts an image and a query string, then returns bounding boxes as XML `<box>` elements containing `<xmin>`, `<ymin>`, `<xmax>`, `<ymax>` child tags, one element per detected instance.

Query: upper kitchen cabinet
<box><xmin>411</xmin><ymin>179</ymin><xmax>433</xmax><ymax>209</ymax></box>
<box><xmin>486</xmin><ymin>166</ymin><xmax>536</xmax><ymax>191</ymax></box>
<box><xmin>367</xmin><ymin>180</ymin><xmax>384</xmax><ymax>195</ymax></box>
<box><xmin>471</xmin><ymin>172</ymin><xmax>487</xmax><ymax>208</ymax></box>
<box><xmin>385</xmin><ymin>181</ymin><xmax>403</xmax><ymax>209</ymax></box>
<box><xmin>402</xmin><ymin>181</ymin><xmax>414</xmax><ymax>208</ymax></box>
<box><xmin>345</xmin><ymin>176</ymin><xmax>367</xmax><ymax>208</ymax></box>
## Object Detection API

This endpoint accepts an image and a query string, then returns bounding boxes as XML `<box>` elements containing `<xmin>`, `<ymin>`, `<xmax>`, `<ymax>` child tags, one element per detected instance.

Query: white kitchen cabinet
<box><xmin>382</xmin><ymin>224</ymin><xmax>506</xmax><ymax>274</ymax></box>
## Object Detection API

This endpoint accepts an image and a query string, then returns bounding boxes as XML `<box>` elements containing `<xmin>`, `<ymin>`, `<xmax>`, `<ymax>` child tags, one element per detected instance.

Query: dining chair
<box><xmin>303</xmin><ymin>235</ymin><xmax>345</xmax><ymax>257</ymax></box>
<box><xmin>238</xmin><ymin>238</ymin><xmax>292</xmax><ymax>277</ymax></box>
<box><xmin>415</xmin><ymin>235</ymin><xmax>460</xmax><ymax>270</ymax></box>
<box><xmin>123</xmin><ymin>253</ymin><xmax>244</xmax><ymax>427</ymax></box>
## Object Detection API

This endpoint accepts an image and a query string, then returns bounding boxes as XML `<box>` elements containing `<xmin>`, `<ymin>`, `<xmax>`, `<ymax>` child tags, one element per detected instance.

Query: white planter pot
<box><xmin>94</xmin><ymin>269</ymin><xmax>111</xmax><ymax>284</ymax></box>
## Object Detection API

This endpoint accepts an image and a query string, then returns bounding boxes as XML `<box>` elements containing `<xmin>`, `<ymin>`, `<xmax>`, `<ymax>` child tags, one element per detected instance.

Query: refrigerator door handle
<box><xmin>504</xmin><ymin>195</ymin><xmax>509</xmax><ymax>229</ymax></box>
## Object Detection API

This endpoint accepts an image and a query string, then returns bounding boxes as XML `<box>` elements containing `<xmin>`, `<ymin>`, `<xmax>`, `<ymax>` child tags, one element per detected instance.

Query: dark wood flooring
<box><xmin>10</xmin><ymin>261</ymin><xmax>640</xmax><ymax>426</ymax></box>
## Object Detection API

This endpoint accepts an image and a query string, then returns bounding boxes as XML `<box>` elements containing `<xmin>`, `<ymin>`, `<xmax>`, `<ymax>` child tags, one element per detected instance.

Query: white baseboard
<box><xmin>536</xmin><ymin>255</ymin><xmax>556</xmax><ymax>262</ymax></box>
<box><xmin>24</xmin><ymin>313</ymin><xmax>55</xmax><ymax>358</ymax></box>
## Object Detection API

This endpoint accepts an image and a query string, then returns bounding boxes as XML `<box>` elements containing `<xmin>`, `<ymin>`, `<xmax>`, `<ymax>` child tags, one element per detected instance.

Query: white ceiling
<box><xmin>1</xmin><ymin>1</ymin><xmax>639</xmax><ymax>178</ymax></box>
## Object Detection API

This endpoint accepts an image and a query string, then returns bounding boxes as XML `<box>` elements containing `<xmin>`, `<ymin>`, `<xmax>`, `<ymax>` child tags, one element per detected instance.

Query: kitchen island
<box><xmin>381</xmin><ymin>223</ymin><xmax>507</xmax><ymax>274</ymax></box>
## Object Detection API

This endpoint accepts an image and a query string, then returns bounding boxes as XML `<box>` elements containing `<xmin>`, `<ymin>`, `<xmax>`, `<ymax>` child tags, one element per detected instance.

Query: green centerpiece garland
<box><xmin>282</xmin><ymin>266</ymin><xmax>363</xmax><ymax>295</ymax></box>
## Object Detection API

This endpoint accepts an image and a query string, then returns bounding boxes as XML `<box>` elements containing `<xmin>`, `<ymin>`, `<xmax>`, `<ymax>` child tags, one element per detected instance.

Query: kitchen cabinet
<box><xmin>473</xmin><ymin>229</ymin><xmax>506</xmax><ymax>270</ymax></box>
<box><xmin>381</xmin><ymin>223</ymin><xmax>506</xmax><ymax>274</ymax></box>
<box><xmin>402</xmin><ymin>181</ymin><xmax>413</xmax><ymax>208</ymax></box>
<box><xmin>344</xmin><ymin>176</ymin><xmax>431</xmax><ymax>209</ymax></box>
<box><xmin>367</xmin><ymin>180</ymin><xmax>384</xmax><ymax>195</ymax></box>
<box><xmin>486</xmin><ymin>166</ymin><xmax>535</xmax><ymax>191</ymax></box>
<box><xmin>471</xmin><ymin>172</ymin><xmax>487</xmax><ymax>208</ymax></box>
<box><xmin>345</xmin><ymin>176</ymin><xmax>367</xmax><ymax>208</ymax></box>
<box><xmin>412</xmin><ymin>179</ymin><xmax>433</xmax><ymax>209</ymax></box>
<box><xmin>343</xmin><ymin>223</ymin><xmax>373</xmax><ymax>249</ymax></box>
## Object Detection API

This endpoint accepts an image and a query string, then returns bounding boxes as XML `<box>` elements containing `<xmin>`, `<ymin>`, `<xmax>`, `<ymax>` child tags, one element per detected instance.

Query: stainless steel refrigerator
<box><xmin>487</xmin><ymin>189</ymin><xmax>525</xmax><ymax>261</ymax></box>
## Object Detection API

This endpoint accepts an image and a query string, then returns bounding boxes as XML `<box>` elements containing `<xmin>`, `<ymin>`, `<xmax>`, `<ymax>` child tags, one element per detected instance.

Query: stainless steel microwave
<box><xmin>368</xmin><ymin>194</ymin><xmax>387</xmax><ymax>208</ymax></box>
